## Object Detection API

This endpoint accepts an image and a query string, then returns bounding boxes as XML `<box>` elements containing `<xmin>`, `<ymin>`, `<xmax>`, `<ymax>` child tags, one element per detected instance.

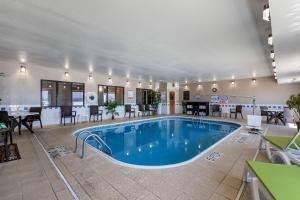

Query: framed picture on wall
<box><xmin>127</xmin><ymin>90</ymin><xmax>134</xmax><ymax>99</ymax></box>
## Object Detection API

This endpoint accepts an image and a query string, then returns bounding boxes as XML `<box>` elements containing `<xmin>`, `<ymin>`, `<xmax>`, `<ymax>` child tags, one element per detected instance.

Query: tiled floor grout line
<box><xmin>30</xmin><ymin>135</ymin><xmax>60</xmax><ymax>200</ymax></box>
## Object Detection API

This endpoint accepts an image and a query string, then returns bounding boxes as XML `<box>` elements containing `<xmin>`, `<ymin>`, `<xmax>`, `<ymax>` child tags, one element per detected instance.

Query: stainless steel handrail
<box><xmin>74</xmin><ymin>130</ymin><xmax>92</xmax><ymax>153</ymax></box>
<box><xmin>81</xmin><ymin>134</ymin><xmax>112</xmax><ymax>158</ymax></box>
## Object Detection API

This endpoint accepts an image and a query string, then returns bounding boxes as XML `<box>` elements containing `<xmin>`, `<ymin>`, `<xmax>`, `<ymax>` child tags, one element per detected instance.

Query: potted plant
<box><xmin>286</xmin><ymin>93</ymin><xmax>300</xmax><ymax>131</ymax></box>
<box><xmin>148</xmin><ymin>90</ymin><xmax>161</xmax><ymax>115</ymax></box>
<box><xmin>106</xmin><ymin>101</ymin><xmax>119</xmax><ymax>120</ymax></box>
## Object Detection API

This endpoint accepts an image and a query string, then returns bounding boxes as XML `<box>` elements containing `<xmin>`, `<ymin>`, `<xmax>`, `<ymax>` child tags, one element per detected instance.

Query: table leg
<box><xmin>18</xmin><ymin>116</ymin><xmax>21</xmax><ymax>135</ymax></box>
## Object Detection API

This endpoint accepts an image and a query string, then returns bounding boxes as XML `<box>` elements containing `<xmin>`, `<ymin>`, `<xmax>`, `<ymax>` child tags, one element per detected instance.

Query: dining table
<box><xmin>8</xmin><ymin>111</ymin><xmax>39</xmax><ymax>135</ymax></box>
<box><xmin>266</xmin><ymin>109</ymin><xmax>285</xmax><ymax>125</ymax></box>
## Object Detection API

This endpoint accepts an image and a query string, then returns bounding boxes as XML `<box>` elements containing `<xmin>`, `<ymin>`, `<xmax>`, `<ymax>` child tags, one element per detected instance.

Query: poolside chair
<box><xmin>21</xmin><ymin>107</ymin><xmax>43</xmax><ymax>129</ymax></box>
<box><xmin>230</xmin><ymin>105</ymin><xmax>243</xmax><ymax>119</ymax></box>
<box><xmin>211</xmin><ymin>104</ymin><xmax>221</xmax><ymax>117</ymax></box>
<box><xmin>260</xmin><ymin>130</ymin><xmax>300</xmax><ymax>165</ymax></box>
<box><xmin>243</xmin><ymin>160</ymin><xmax>300</xmax><ymax>200</ymax></box>
<box><xmin>60</xmin><ymin>106</ymin><xmax>77</xmax><ymax>126</ymax></box>
<box><xmin>124</xmin><ymin>104</ymin><xmax>135</xmax><ymax>118</ymax></box>
<box><xmin>138</xmin><ymin>104</ymin><xmax>146</xmax><ymax>116</ymax></box>
<box><xmin>89</xmin><ymin>105</ymin><xmax>103</xmax><ymax>122</ymax></box>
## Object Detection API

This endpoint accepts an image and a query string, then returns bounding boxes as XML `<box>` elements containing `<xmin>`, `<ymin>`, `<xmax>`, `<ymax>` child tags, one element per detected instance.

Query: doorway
<box><xmin>169</xmin><ymin>91</ymin><xmax>175</xmax><ymax>114</ymax></box>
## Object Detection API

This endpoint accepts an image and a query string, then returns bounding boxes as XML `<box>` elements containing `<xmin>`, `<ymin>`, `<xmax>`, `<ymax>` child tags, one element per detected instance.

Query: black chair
<box><xmin>230</xmin><ymin>105</ymin><xmax>243</xmax><ymax>119</ymax></box>
<box><xmin>260</xmin><ymin>106</ymin><xmax>270</xmax><ymax>121</ymax></box>
<box><xmin>138</xmin><ymin>104</ymin><xmax>146</xmax><ymax>116</ymax></box>
<box><xmin>60</xmin><ymin>106</ymin><xmax>76</xmax><ymax>126</ymax></box>
<box><xmin>22</xmin><ymin>107</ymin><xmax>43</xmax><ymax>130</ymax></box>
<box><xmin>145</xmin><ymin>104</ymin><xmax>152</xmax><ymax>116</ymax></box>
<box><xmin>124</xmin><ymin>104</ymin><xmax>135</xmax><ymax>118</ymax></box>
<box><xmin>0</xmin><ymin>111</ymin><xmax>13</xmax><ymax>144</ymax></box>
<box><xmin>211</xmin><ymin>105</ymin><xmax>221</xmax><ymax>117</ymax></box>
<box><xmin>89</xmin><ymin>105</ymin><xmax>103</xmax><ymax>122</ymax></box>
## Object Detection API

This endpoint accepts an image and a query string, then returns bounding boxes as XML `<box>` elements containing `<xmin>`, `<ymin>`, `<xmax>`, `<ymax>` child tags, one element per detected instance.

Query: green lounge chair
<box><xmin>244</xmin><ymin>160</ymin><xmax>300</xmax><ymax>200</ymax></box>
<box><xmin>260</xmin><ymin>131</ymin><xmax>300</xmax><ymax>165</ymax></box>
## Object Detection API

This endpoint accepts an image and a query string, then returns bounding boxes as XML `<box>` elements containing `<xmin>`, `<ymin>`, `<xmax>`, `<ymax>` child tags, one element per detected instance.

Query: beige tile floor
<box><xmin>0</xmin><ymin>115</ymin><xmax>297</xmax><ymax>200</ymax></box>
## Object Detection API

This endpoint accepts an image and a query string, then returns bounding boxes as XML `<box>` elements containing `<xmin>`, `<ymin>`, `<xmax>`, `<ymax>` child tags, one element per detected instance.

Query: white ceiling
<box><xmin>270</xmin><ymin>0</ymin><xmax>300</xmax><ymax>83</ymax></box>
<box><xmin>0</xmin><ymin>0</ymin><xmax>274</xmax><ymax>83</ymax></box>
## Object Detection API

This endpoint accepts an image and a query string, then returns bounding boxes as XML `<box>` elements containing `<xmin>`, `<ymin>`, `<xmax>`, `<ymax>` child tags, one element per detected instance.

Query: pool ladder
<box><xmin>74</xmin><ymin>130</ymin><xmax>112</xmax><ymax>158</ymax></box>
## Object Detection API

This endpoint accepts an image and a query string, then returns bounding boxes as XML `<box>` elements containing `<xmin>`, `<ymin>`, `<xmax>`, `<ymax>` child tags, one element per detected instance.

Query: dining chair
<box><xmin>124</xmin><ymin>104</ymin><xmax>135</xmax><ymax>118</ymax></box>
<box><xmin>60</xmin><ymin>106</ymin><xmax>77</xmax><ymax>126</ymax></box>
<box><xmin>89</xmin><ymin>105</ymin><xmax>103</xmax><ymax>122</ymax></box>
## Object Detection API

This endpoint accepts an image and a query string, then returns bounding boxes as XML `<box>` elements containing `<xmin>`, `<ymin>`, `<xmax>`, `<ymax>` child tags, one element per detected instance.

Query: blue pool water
<box><xmin>75</xmin><ymin>117</ymin><xmax>240</xmax><ymax>167</ymax></box>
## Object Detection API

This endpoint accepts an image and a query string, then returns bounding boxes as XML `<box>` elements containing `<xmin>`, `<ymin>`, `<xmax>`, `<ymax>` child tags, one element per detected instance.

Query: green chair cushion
<box><xmin>263</xmin><ymin>136</ymin><xmax>293</xmax><ymax>150</ymax></box>
<box><xmin>247</xmin><ymin>160</ymin><xmax>300</xmax><ymax>200</ymax></box>
<box><xmin>0</xmin><ymin>123</ymin><xmax>7</xmax><ymax>129</ymax></box>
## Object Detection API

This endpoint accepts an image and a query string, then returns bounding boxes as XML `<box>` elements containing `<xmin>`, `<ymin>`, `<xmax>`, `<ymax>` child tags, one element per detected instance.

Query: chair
<box><xmin>260</xmin><ymin>130</ymin><xmax>300</xmax><ymax>166</ymax></box>
<box><xmin>22</xmin><ymin>107</ymin><xmax>43</xmax><ymax>129</ymax></box>
<box><xmin>124</xmin><ymin>104</ymin><xmax>135</xmax><ymax>118</ymax></box>
<box><xmin>260</xmin><ymin>106</ymin><xmax>270</xmax><ymax>121</ymax></box>
<box><xmin>138</xmin><ymin>104</ymin><xmax>146</xmax><ymax>116</ymax></box>
<box><xmin>243</xmin><ymin>160</ymin><xmax>300</xmax><ymax>200</ymax></box>
<box><xmin>211</xmin><ymin>105</ymin><xmax>221</xmax><ymax>117</ymax></box>
<box><xmin>230</xmin><ymin>105</ymin><xmax>243</xmax><ymax>119</ymax></box>
<box><xmin>89</xmin><ymin>105</ymin><xmax>103</xmax><ymax>122</ymax></box>
<box><xmin>60</xmin><ymin>106</ymin><xmax>76</xmax><ymax>126</ymax></box>
<box><xmin>145</xmin><ymin>104</ymin><xmax>152</xmax><ymax>116</ymax></box>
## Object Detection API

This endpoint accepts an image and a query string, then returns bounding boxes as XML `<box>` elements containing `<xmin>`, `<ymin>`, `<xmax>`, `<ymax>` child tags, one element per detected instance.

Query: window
<box><xmin>72</xmin><ymin>83</ymin><xmax>84</xmax><ymax>106</ymax></box>
<box><xmin>41</xmin><ymin>80</ymin><xmax>57</xmax><ymax>107</ymax></box>
<box><xmin>41</xmin><ymin>80</ymin><xmax>85</xmax><ymax>107</ymax></box>
<box><xmin>136</xmin><ymin>88</ymin><xmax>153</xmax><ymax>105</ymax></box>
<box><xmin>183</xmin><ymin>91</ymin><xmax>190</xmax><ymax>101</ymax></box>
<box><xmin>98</xmin><ymin>85</ymin><xmax>124</xmax><ymax>106</ymax></box>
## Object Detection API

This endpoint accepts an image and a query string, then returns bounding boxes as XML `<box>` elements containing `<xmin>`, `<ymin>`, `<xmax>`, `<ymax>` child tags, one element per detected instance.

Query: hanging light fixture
<box><xmin>20</xmin><ymin>65</ymin><xmax>27</xmax><ymax>72</ymax></box>
<box><xmin>268</xmin><ymin>34</ymin><xmax>273</xmax><ymax>46</ymax></box>
<box><xmin>138</xmin><ymin>82</ymin><xmax>142</xmax><ymax>87</ymax></box>
<box><xmin>126</xmin><ymin>80</ymin><xmax>130</xmax><ymax>86</ymax></box>
<box><xmin>88</xmin><ymin>74</ymin><xmax>93</xmax><ymax>80</ymax></box>
<box><xmin>270</xmin><ymin>50</ymin><xmax>275</xmax><ymax>59</ymax></box>
<box><xmin>64</xmin><ymin>71</ymin><xmax>69</xmax><ymax>77</ymax></box>
<box><xmin>252</xmin><ymin>78</ymin><xmax>256</xmax><ymax>84</ymax></box>
<box><xmin>263</xmin><ymin>4</ymin><xmax>270</xmax><ymax>21</ymax></box>
<box><xmin>231</xmin><ymin>80</ymin><xmax>235</xmax><ymax>85</ymax></box>
<box><xmin>273</xmin><ymin>67</ymin><xmax>277</xmax><ymax>73</ymax></box>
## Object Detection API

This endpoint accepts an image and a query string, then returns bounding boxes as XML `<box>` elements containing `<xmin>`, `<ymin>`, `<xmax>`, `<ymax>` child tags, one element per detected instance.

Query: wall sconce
<box><xmin>231</xmin><ymin>80</ymin><xmax>235</xmax><ymax>85</ymax></box>
<box><xmin>252</xmin><ymin>78</ymin><xmax>256</xmax><ymax>84</ymax></box>
<box><xmin>268</xmin><ymin>34</ymin><xmax>273</xmax><ymax>46</ymax></box>
<box><xmin>20</xmin><ymin>65</ymin><xmax>27</xmax><ymax>72</ymax></box>
<box><xmin>64</xmin><ymin>72</ymin><xmax>69</xmax><ymax>77</ymax></box>
<box><xmin>263</xmin><ymin>4</ymin><xmax>270</xmax><ymax>21</ymax></box>
<box><xmin>88</xmin><ymin>74</ymin><xmax>93</xmax><ymax>80</ymax></box>
<box><xmin>270</xmin><ymin>50</ymin><xmax>275</xmax><ymax>59</ymax></box>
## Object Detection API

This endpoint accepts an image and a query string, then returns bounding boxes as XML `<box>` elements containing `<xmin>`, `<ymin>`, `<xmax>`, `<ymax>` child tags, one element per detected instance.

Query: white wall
<box><xmin>0</xmin><ymin>61</ymin><xmax>158</xmax><ymax>125</ymax></box>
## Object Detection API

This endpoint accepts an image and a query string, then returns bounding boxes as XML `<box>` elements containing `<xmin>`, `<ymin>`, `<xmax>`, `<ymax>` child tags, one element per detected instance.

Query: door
<box><xmin>169</xmin><ymin>91</ymin><xmax>175</xmax><ymax>114</ymax></box>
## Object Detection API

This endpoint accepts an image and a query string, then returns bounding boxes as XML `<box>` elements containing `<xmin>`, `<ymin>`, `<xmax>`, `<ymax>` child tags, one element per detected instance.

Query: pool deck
<box><xmin>0</xmin><ymin>115</ymin><xmax>297</xmax><ymax>200</ymax></box>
